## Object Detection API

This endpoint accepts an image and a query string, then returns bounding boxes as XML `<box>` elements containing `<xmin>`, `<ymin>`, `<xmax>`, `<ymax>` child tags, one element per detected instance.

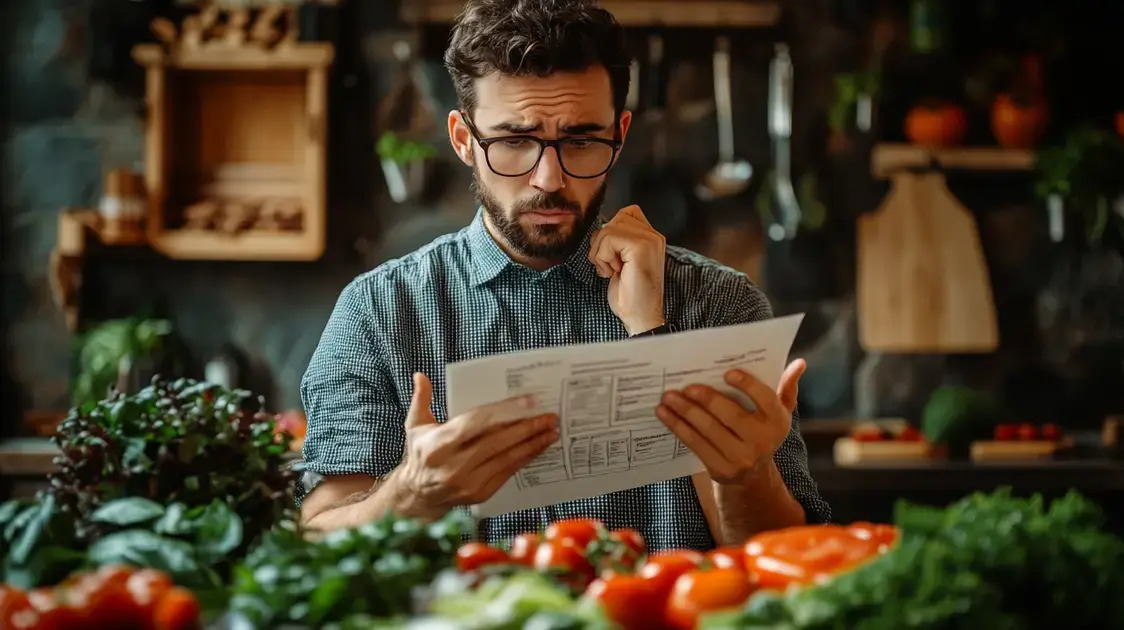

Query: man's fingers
<box><xmin>446</xmin><ymin>394</ymin><xmax>539</xmax><ymax>442</ymax></box>
<box><xmin>724</xmin><ymin>368</ymin><xmax>787</xmax><ymax>422</ymax></box>
<box><xmin>680</xmin><ymin>384</ymin><xmax>755</xmax><ymax>443</ymax></box>
<box><xmin>655</xmin><ymin>404</ymin><xmax>736</xmax><ymax>480</ymax></box>
<box><xmin>617</xmin><ymin>204</ymin><xmax>653</xmax><ymax>227</ymax></box>
<box><xmin>470</xmin><ymin>430</ymin><xmax>559</xmax><ymax>502</ymax></box>
<box><xmin>778</xmin><ymin>359</ymin><xmax>806</xmax><ymax>414</ymax></box>
<box><xmin>465</xmin><ymin>413</ymin><xmax>559</xmax><ymax>469</ymax></box>
<box><xmin>406</xmin><ymin>372</ymin><xmax>435</xmax><ymax>428</ymax></box>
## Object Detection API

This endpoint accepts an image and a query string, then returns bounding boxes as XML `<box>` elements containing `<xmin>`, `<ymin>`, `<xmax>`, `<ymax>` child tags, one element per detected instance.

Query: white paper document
<box><xmin>445</xmin><ymin>313</ymin><xmax>805</xmax><ymax>518</ymax></box>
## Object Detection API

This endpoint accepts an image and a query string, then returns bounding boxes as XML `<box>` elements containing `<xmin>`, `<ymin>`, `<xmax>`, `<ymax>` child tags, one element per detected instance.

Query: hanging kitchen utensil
<box><xmin>631</xmin><ymin>34</ymin><xmax>690</xmax><ymax>242</ymax></box>
<box><xmin>765</xmin><ymin>43</ymin><xmax>801</xmax><ymax>241</ymax></box>
<box><xmin>757</xmin><ymin>42</ymin><xmax>836</xmax><ymax>304</ymax></box>
<box><xmin>857</xmin><ymin>169</ymin><xmax>999</xmax><ymax>353</ymax></box>
<box><xmin>696</xmin><ymin>36</ymin><xmax>751</xmax><ymax>201</ymax></box>
<box><xmin>376</xmin><ymin>39</ymin><xmax>440</xmax><ymax>204</ymax></box>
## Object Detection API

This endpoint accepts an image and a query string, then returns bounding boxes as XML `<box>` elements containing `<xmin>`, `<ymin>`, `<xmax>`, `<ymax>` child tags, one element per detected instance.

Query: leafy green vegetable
<box><xmin>48</xmin><ymin>376</ymin><xmax>296</xmax><ymax>546</ymax></box>
<box><xmin>413</xmin><ymin>571</ymin><xmax>615</xmax><ymax>630</ymax></box>
<box><xmin>228</xmin><ymin>510</ymin><xmax>473</xmax><ymax>629</ymax></box>
<box><xmin>710</xmin><ymin>488</ymin><xmax>1124</xmax><ymax>630</ymax></box>
<box><xmin>0</xmin><ymin>494</ymin><xmax>85</xmax><ymax>589</ymax></box>
<box><xmin>920</xmin><ymin>385</ymin><xmax>1004</xmax><ymax>454</ymax></box>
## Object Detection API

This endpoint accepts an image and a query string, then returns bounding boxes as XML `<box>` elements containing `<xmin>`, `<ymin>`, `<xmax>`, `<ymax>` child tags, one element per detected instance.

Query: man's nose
<box><xmin>529</xmin><ymin>146</ymin><xmax>565</xmax><ymax>193</ymax></box>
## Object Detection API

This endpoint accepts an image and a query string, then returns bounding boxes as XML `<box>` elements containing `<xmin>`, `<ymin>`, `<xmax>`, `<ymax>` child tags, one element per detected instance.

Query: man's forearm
<box><xmin>713</xmin><ymin>459</ymin><xmax>806</xmax><ymax>545</ymax></box>
<box><xmin>304</xmin><ymin>469</ymin><xmax>423</xmax><ymax>532</ymax></box>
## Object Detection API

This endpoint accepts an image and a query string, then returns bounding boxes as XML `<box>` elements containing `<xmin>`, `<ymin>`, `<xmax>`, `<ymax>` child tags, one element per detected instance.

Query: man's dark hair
<box><xmin>444</xmin><ymin>0</ymin><xmax>631</xmax><ymax>120</ymax></box>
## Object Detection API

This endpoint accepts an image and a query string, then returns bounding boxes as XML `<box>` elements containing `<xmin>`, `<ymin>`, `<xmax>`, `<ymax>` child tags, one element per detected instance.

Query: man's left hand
<box><xmin>656</xmin><ymin>359</ymin><xmax>807</xmax><ymax>486</ymax></box>
<box><xmin>589</xmin><ymin>205</ymin><xmax>666</xmax><ymax>336</ymax></box>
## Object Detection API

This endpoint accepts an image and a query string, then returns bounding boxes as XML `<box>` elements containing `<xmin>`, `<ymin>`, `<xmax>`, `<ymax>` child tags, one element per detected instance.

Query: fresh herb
<box><xmin>72</xmin><ymin>317</ymin><xmax>180</xmax><ymax>407</ymax></box>
<box><xmin>227</xmin><ymin>510</ymin><xmax>473</xmax><ymax>629</ymax></box>
<box><xmin>706</xmin><ymin>488</ymin><xmax>1124</xmax><ymax>629</ymax></box>
<box><xmin>48</xmin><ymin>376</ymin><xmax>297</xmax><ymax>544</ymax></box>
<box><xmin>1034</xmin><ymin>128</ymin><xmax>1124</xmax><ymax>244</ymax></box>
<box><xmin>377</xmin><ymin>131</ymin><xmax>437</xmax><ymax>165</ymax></box>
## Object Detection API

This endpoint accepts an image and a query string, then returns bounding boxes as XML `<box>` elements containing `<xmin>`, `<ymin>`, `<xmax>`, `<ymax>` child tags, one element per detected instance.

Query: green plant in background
<box><xmin>72</xmin><ymin>317</ymin><xmax>178</xmax><ymax>407</ymax></box>
<box><xmin>1034</xmin><ymin>128</ymin><xmax>1124</xmax><ymax>244</ymax></box>
<box><xmin>377</xmin><ymin>131</ymin><xmax>437</xmax><ymax>165</ymax></box>
<box><xmin>828</xmin><ymin>70</ymin><xmax>882</xmax><ymax>134</ymax></box>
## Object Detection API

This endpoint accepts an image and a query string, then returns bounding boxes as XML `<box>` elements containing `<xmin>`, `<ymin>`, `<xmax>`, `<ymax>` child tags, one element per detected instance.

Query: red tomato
<box><xmin>744</xmin><ymin>525</ymin><xmax>882</xmax><ymax>590</ymax></box>
<box><xmin>68</xmin><ymin>567</ymin><xmax>145</xmax><ymax>630</ymax></box>
<box><xmin>850</xmin><ymin>429</ymin><xmax>886</xmax><ymax>443</ymax></box>
<box><xmin>534</xmin><ymin>539</ymin><xmax>595</xmax><ymax>590</ymax></box>
<box><xmin>1</xmin><ymin>586</ymin><xmax>33</xmax><ymax>629</ymax></box>
<box><xmin>583</xmin><ymin>573</ymin><xmax>663</xmax><ymax>630</ymax></box>
<box><xmin>26</xmin><ymin>588</ymin><xmax>81</xmax><ymax>630</ymax></box>
<box><xmin>127</xmin><ymin>568</ymin><xmax>175</xmax><ymax>626</ymax></box>
<box><xmin>608</xmin><ymin>528</ymin><xmax>646</xmax><ymax>557</ymax></box>
<box><xmin>665</xmin><ymin>568</ymin><xmax>754</xmax><ymax>630</ymax></box>
<box><xmin>706</xmin><ymin>546</ymin><xmax>745</xmax><ymax>571</ymax></box>
<box><xmin>1041</xmin><ymin>424</ymin><xmax>1061</xmax><ymax>442</ymax></box>
<box><xmin>994</xmin><ymin>424</ymin><xmax>1017</xmax><ymax>441</ymax></box>
<box><xmin>153</xmin><ymin>587</ymin><xmax>201</xmax><ymax>630</ymax></box>
<box><xmin>1017</xmin><ymin>423</ymin><xmax>1039</xmax><ymax>441</ymax></box>
<box><xmin>509</xmin><ymin>533</ymin><xmax>542</xmax><ymax>566</ymax></box>
<box><xmin>638</xmin><ymin>550</ymin><xmax>706</xmax><ymax>600</ymax></box>
<box><xmin>896</xmin><ymin>426</ymin><xmax>923</xmax><ymax>442</ymax></box>
<box><xmin>845</xmin><ymin>522</ymin><xmax>899</xmax><ymax>551</ymax></box>
<box><xmin>544</xmin><ymin>518</ymin><xmax>605</xmax><ymax>551</ymax></box>
<box><xmin>455</xmin><ymin>542</ymin><xmax>511</xmax><ymax>572</ymax></box>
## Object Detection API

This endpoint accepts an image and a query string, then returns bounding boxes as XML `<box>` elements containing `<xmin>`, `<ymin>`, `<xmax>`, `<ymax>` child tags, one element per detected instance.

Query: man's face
<box><xmin>451</xmin><ymin>65</ymin><xmax>631</xmax><ymax>263</ymax></box>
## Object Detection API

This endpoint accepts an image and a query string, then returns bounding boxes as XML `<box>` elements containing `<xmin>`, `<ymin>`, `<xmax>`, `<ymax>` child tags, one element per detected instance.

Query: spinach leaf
<box><xmin>90</xmin><ymin>497</ymin><xmax>166</xmax><ymax>527</ymax></box>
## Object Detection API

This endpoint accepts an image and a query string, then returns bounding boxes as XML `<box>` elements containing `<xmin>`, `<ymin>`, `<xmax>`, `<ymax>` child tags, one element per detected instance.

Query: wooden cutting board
<box><xmin>857</xmin><ymin>171</ymin><xmax>998</xmax><ymax>353</ymax></box>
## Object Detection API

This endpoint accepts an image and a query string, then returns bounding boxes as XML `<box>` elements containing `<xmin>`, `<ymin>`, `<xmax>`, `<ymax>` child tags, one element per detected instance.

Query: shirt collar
<box><xmin>466</xmin><ymin>208</ymin><xmax>602</xmax><ymax>287</ymax></box>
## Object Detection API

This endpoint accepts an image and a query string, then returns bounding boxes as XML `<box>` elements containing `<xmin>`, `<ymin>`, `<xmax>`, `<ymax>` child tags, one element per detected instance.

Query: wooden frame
<box><xmin>401</xmin><ymin>0</ymin><xmax>781</xmax><ymax>28</ymax></box>
<box><xmin>131</xmin><ymin>41</ymin><xmax>334</xmax><ymax>261</ymax></box>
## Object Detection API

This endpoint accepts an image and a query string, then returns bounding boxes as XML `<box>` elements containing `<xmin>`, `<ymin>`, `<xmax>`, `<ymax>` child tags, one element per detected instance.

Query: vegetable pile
<box><xmin>4</xmin><ymin>376</ymin><xmax>1123</xmax><ymax>630</ymax></box>
<box><xmin>0</xmin><ymin>565</ymin><xmax>202</xmax><ymax>630</ymax></box>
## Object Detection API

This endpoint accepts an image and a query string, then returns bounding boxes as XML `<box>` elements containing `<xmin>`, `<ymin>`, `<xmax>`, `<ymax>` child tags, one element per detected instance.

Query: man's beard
<box><xmin>473</xmin><ymin>166</ymin><xmax>608</xmax><ymax>261</ymax></box>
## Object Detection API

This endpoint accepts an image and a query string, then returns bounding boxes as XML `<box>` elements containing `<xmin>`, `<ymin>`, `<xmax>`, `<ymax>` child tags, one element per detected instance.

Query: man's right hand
<box><xmin>389</xmin><ymin>372</ymin><xmax>560</xmax><ymax>519</ymax></box>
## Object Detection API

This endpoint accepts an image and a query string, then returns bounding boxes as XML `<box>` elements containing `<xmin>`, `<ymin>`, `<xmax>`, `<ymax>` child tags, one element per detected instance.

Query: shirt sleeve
<box><xmin>703</xmin><ymin>272</ymin><xmax>833</xmax><ymax>525</ymax></box>
<box><xmin>296</xmin><ymin>277</ymin><xmax>406</xmax><ymax>506</ymax></box>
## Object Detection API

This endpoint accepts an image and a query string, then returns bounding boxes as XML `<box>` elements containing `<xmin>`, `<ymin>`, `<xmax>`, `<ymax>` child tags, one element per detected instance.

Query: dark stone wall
<box><xmin>2</xmin><ymin>0</ymin><xmax>1122</xmax><ymax>435</ymax></box>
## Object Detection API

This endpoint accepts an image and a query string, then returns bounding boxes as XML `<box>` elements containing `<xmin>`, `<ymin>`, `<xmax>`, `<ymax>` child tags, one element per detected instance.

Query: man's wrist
<box><xmin>382</xmin><ymin>468</ymin><xmax>444</xmax><ymax>521</ymax></box>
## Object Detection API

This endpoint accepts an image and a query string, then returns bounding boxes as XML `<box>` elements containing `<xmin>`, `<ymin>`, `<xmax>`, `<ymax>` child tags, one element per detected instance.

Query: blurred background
<box><xmin>1</xmin><ymin>0</ymin><xmax>1122</xmax><ymax>529</ymax></box>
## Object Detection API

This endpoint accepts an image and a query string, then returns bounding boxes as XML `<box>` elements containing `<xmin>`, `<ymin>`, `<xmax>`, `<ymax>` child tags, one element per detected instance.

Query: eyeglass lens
<box><xmin>487</xmin><ymin>139</ymin><xmax>614</xmax><ymax>177</ymax></box>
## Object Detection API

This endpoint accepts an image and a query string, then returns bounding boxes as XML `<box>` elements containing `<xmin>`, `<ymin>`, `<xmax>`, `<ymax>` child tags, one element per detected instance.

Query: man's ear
<box><xmin>608</xmin><ymin>109</ymin><xmax>632</xmax><ymax>169</ymax></box>
<box><xmin>448</xmin><ymin>110</ymin><xmax>474</xmax><ymax>166</ymax></box>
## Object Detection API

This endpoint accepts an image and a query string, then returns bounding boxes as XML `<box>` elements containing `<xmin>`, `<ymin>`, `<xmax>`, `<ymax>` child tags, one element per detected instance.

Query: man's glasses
<box><xmin>460</xmin><ymin>111</ymin><xmax>621</xmax><ymax>179</ymax></box>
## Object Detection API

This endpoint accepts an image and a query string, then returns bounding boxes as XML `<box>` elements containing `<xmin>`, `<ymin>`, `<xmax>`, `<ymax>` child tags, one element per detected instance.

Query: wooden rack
<box><xmin>132</xmin><ymin>3</ymin><xmax>335</xmax><ymax>261</ymax></box>
<box><xmin>401</xmin><ymin>0</ymin><xmax>781</xmax><ymax>27</ymax></box>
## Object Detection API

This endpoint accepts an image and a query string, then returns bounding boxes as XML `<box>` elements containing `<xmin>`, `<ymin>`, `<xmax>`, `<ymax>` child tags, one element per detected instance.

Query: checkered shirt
<box><xmin>298</xmin><ymin>209</ymin><xmax>831</xmax><ymax>551</ymax></box>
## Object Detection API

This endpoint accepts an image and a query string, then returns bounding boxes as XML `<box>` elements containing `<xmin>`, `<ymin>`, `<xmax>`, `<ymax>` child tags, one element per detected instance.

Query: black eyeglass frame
<box><xmin>459</xmin><ymin>110</ymin><xmax>623</xmax><ymax>179</ymax></box>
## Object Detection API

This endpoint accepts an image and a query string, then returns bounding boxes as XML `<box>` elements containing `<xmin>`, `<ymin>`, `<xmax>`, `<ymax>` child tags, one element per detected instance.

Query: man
<box><xmin>298</xmin><ymin>0</ymin><xmax>830</xmax><ymax>551</ymax></box>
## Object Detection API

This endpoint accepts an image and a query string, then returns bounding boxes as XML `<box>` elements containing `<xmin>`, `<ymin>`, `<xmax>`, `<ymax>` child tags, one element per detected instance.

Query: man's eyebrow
<box><xmin>561</xmin><ymin>122</ymin><xmax>609</xmax><ymax>135</ymax></box>
<box><xmin>487</xmin><ymin>121</ymin><xmax>610</xmax><ymax>135</ymax></box>
<box><xmin>490</xmin><ymin>121</ymin><xmax>539</xmax><ymax>134</ymax></box>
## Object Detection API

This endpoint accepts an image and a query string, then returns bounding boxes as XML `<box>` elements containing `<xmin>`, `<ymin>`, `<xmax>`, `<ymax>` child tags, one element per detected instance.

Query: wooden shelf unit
<box><xmin>49</xmin><ymin>209</ymin><xmax>148</xmax><ymax>331</ymax></box>
<box><xmin>401</xmin><ymin>0</ymin><xmax>781</xmax><ymax>27</ymax></box>
<box><xmin>132</xmin><ymin>42</ymin><xmax>335</xmax><ymax>261</ymax></box>
<box><xmin>871</xmin><ymin>143</ymin><xmax>1035</xmax><ymax>179</ymax></box>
